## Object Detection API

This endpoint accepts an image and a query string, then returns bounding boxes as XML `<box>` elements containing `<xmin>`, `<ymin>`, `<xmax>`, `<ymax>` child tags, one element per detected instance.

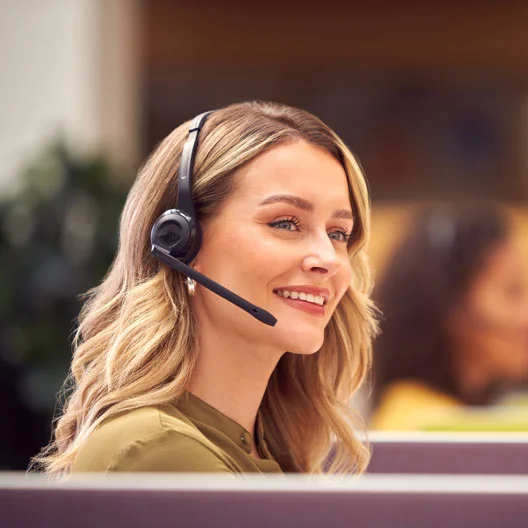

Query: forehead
<box><xmin>232</xmin><ymin>140</ymin><xmax>352</xmax><ymax>208</ymax></box>
<box><xmin>486</xmin><ymin>242</ymin><xmax>523</xmax><ymax>275</ymax></box>
<box><xmin>473</xmin><ymin>242</ymin><xmax>524</xmax><ymax>289</ymax></box>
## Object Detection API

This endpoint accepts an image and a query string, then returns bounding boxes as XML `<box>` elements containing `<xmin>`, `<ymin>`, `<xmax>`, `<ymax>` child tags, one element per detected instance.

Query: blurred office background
<box><xmin>2</xmin><ymin>0</ymin><xmax>528</xmax><ymax>469</ymax></box>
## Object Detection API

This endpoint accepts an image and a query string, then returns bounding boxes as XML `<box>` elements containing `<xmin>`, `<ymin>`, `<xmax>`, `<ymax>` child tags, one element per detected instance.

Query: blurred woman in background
<box><xmin>370</xmin><ymin>203</ymin><xmax>528</xmax><ymax>430</ymax></box>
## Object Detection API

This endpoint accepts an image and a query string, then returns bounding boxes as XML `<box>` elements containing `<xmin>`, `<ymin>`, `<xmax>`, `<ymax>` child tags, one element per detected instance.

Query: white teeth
<box><xmin>274</xmin><ymin>290</ymin><xmax>325</xmax><ymax>306</ymax></box>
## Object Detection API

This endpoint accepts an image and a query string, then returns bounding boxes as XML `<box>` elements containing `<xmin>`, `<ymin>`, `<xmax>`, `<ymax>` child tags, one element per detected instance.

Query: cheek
<box><xmin>325</xmin><ymin>259</ymin><xmax>353</xmax><ymax>320</ymax></box>
<box><xmin>224</xmin><ymin>228</ymin><xmax>277</xmax><ymax>270</ymax></box>
<box><xmin>336</xmin><ymin>257</ymin><xmax>353</xmax><ymax>298</ymax></box>
<box><xmin>480</xmin><ymin>292</ymin><xmax>521</xmax><ymax>330</ymax></box>
<box><xmin>197</xmin><ymin>225</ymin><xmax>279</xmax><ymax>281</ymax></box>
<box><xmin>467</xmin><ymin>284</ymin><xmax>505</xmax><ymax>325</ymax></box>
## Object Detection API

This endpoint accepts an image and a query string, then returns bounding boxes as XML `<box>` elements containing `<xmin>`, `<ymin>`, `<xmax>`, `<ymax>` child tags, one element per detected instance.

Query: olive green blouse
<box><xmin>71</xmin><ymin>392</ymin><xmax>282</xmax><ymax>474</ymax></box>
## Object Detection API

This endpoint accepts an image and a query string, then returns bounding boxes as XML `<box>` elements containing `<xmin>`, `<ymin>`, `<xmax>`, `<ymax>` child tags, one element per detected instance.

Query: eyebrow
<box><xmin>258</xmin><ymin>194</ymin><xmax>353</xmax><ymax>220</ymax></box>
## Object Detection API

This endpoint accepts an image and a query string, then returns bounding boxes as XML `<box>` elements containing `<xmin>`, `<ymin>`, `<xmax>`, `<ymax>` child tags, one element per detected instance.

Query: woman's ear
<box><xmin>190</xmin><ymin>255</ymin><xmax>202</xmax><ymax>273</ymax></box>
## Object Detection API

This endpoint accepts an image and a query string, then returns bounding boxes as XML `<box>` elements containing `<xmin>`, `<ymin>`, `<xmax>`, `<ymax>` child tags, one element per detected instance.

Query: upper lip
<box><xmin>273</xmin><ymin>285</ymin><xmax>332</xmax><ymax>303</ymax></box>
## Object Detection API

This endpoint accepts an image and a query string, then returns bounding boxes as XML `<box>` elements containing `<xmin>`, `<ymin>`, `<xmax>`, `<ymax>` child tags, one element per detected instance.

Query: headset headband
<box><xmin>177</xmin><ymin>111</ymin><xmax>212</xmax><ymax>218</ymax></box>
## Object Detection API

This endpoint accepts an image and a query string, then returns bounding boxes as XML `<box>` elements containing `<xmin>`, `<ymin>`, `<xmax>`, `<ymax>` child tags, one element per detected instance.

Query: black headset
<box><xmin>150</xmin><ymin>112</ymin><xmax>277</xmax><ymax>326</ymax></box>
<box><xmin>150</xmin><ymin>112</ymin><xmax>210</xmax><ymax>265</ymax></box>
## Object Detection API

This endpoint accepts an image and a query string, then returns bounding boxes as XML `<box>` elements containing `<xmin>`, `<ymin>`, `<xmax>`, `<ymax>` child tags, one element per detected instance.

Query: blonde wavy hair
<box><xmin>33</xmin><ymin>101</ymin><xmax>378</xmax><ymax>475</ymax></box>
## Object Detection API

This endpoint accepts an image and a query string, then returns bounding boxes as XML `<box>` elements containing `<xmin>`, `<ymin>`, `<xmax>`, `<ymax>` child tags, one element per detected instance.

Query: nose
<box><xmin>301</xmin><ymin>231</ymin><xmax>342</xmax><ymax>276</ymax></box>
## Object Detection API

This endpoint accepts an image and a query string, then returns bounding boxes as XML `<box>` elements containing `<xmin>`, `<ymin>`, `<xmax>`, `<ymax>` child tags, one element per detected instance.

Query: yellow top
<box><xmin>369</xmin><ymin>380</ymin><xmax>461</xmax><ymax>431</ymax></box>
<box><xmin>71</xmin><ymin>392</ymin><xmax>282</xmax><ymax>474</ymax></box>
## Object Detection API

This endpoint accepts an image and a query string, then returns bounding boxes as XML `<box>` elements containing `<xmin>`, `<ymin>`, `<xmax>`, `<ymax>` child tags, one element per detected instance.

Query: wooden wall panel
<box><xmin>144</xmin><ymin>2</ymin><xmax>528</xmax><ymax>79</ymax></box>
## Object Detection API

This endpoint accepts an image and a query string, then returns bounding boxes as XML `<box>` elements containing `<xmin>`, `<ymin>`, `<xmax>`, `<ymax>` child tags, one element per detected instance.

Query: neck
<box><xmin>187</xmin><ymin>323</ymin><xmax>283</xmax><ymax>436</ymax></box>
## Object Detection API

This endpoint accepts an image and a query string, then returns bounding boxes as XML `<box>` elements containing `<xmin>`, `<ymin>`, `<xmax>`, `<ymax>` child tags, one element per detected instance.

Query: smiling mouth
<box><xmin>273</xmin><ymin>289</ymin><xmax>326</xmax><ymax>306</ymax></box>
<box><xmin>273</xmin><ymin>289</ymin><xmax>327</xmax><ymax>317</ymax></box>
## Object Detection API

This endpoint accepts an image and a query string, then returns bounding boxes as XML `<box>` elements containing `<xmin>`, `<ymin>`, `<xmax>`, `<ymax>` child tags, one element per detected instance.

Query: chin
<box><xmin>274</xmin><ymin>327</ymin><xmax>325</xmax><ymax>356</ymax></box>
<box><xmin>288</xmin><ymin>344</ymin><xmax>323</xmax><ymax>356</ymax></box>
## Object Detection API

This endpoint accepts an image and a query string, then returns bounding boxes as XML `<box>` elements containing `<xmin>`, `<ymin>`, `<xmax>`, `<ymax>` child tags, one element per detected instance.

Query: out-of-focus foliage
<box><xmin>0</xmin><ymin>143</ymin><xmax>129</xmax><ymax>469</ymax></box>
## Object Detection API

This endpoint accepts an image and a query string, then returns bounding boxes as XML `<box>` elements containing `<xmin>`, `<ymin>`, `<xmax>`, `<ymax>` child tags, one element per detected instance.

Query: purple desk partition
<box><xmin>367</xmin><ymin>433</ymin><xmax>528</xmax><ymax>475</ymax></box>
<box><xmin>2</xmin><ymin>473</ymin><xmax>528</xmax><ymax>528</ymax></box>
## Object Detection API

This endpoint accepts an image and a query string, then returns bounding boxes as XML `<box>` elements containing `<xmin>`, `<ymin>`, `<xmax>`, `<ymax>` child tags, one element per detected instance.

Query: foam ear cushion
<box><xmin>151</xmin><ymin>210</ymin><xmax>194</xmax><ymax>261</ymax></box>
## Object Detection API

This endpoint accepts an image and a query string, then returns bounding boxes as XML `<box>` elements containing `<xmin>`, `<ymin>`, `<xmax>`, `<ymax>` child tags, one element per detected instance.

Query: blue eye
<box><xmin>269</xmin><ymin>216</ymin><xmax>301</xmax><ymax>231</ymax></box>
<box><xmin>268</xmin><ymin>217</ymin><xmax>351</xmax><ymax>242</ymax></box>
<box><xmin>329</xmin><ymin>230</ymin><xmax>351</xmax><ymax>243</ymax></box>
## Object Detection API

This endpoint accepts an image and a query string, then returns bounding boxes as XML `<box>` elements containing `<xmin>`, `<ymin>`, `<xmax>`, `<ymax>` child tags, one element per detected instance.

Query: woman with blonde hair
<box><xmin>34</xmin><ymin>101</ymin><xmax>377</xmax><ymax>475</ymax></box>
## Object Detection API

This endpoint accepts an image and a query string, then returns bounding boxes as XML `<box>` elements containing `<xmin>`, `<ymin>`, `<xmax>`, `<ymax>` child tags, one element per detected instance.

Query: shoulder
<box><xmin>72</xmin><ymin>406</ymin><xmax>235</xmax><ymax>473</ymax></box>
<box><xmin>384</xmin><ymin>380</ymin><xmax>459</xmax><ymax>406</ymax></box>
<box><xmin>370</xmin><ymin>381</ymin><xmax>460</xmax><ymax>431</ymax></box>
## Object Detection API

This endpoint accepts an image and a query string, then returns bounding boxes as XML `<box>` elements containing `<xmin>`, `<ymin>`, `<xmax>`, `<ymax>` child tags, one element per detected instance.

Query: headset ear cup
<box><xmin>151</xmin><ymin>112</ymin><xmax>209</xmax><ymax>266</ymax></box>
<box><xmin>151</xmin><ymin>210</ymin><xmax>196</xmax><ymax>261</ymax></box>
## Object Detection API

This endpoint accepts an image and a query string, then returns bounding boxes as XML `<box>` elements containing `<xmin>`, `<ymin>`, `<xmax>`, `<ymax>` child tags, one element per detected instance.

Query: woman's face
<box><xmin>193</xmin><ymin>140</ymin><xmax>354</xmax><ymax>356</ymax></box>
<box><xmin>452</xmin><ymin>241</ymin><xmax>528</xmax><ymax>383</ymax></box>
